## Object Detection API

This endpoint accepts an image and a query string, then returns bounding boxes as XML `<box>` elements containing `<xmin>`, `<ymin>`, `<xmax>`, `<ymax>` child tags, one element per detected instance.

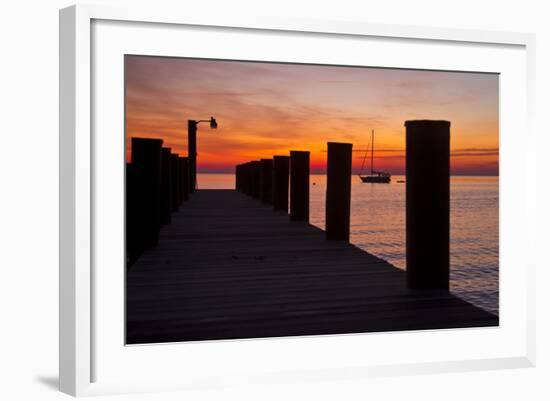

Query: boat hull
<box><xmin>360</xmin><ymin>175</ymin><xmax>391</xmax><ymax>183</ymax></box>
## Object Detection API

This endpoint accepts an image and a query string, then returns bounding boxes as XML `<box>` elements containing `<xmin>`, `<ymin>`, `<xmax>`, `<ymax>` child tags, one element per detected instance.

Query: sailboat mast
<box><xmin>371</xmin><ymin>129</ymin><xmax>374</xmax><ymax>174</ymax></box>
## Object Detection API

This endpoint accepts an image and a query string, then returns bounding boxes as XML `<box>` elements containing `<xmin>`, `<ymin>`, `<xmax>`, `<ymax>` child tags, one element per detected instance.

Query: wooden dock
<box><xmin>126</xmin><ymin>189</ymin><xmax>498</xmax><ymax>344</ymax></box>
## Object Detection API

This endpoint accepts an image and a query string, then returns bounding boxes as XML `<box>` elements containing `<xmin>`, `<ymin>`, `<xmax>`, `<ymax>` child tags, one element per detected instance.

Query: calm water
<box><xmin>197</xmin><ymin>174</ymin><xmax>499</xmax><ymax>315</ymax></box>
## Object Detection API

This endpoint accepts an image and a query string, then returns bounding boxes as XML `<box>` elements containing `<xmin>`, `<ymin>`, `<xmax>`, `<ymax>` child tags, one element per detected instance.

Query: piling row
<box><xmin>128</xmin><ymin>121</ymin><xmax>450</xmax><ymax>290</ymax></box>
<box><xmin>236</xmin><ymin>154</ymin><xmax>295</xmax><ymax>217</ymax></box>
<box><xmin>126</xmin><ymin>137</ymin><xmax>192</xmax><ymax>268</ymax></box>
<box><xmin>234</xmin><ymin>120</ymin><xmax>451</xmax><ymax>291</ymax></box>
<box><xmin>234</xmin><ymin>144</ymin><xmax>352</xmax><ymax>243</ymax></box>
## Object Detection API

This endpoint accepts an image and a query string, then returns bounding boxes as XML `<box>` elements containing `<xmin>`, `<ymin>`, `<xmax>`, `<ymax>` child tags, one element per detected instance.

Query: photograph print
<box><xmin>125</xmin><ymin>55</ymin><xmax>499</xmax><ymax>344</ymax></box>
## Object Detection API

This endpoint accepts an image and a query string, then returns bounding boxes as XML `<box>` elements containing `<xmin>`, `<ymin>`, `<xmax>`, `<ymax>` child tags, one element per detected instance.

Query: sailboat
<box><xmin>359</xmin><ymin>130</ymin><xmax>391</xmax><ymax>183</ymax></box>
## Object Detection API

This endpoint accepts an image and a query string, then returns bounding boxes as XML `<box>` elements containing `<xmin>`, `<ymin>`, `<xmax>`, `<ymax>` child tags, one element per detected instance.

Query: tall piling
<box><xmin>273</xmin><ymin>155</ymin><xmax>290</xmax><ymax>212</ymax></box>
<box><xmin>405</xmin><ymin>120</ymin><xmax>450</xmax><ymax>290</ymax></box>
<box><xmin>290</xmin><ymin>151</ymin><xmax>310</xmax><ymax>221</ymax></box>
<box><xmin>250</xmin><ymin>161</ymin><xmax>261</xmax><ymax>200</ymax></box>
<box><xmin>247</xmin><ymin>162</ymin><xmax>254</xmax><ymax>196</ymax></box>
<box><xmin>170</xmin><ymin>153</ymin><xmax>180</xmax><ymax>212</ymax></box>
<box><xmin>187</xmin><ymin>155</ymin><xmax>193</xmax><ymax>196</ymax></box>
<box><xmin>177</xmin><ymin>157</ymin><xmax>184</xmax><ymax>205</ymax></box>
<box><xmin>325</xmin><ymin>142</ymin><xmax>352</xmax><ymax>241</ymax></box>
<box><xmin>126</xmin><ymin>162</ymin><xmax>138</xmax><ymax>267</ymax></box>
<box><xmin>181</xmin><ymin>157</ymin><xmax>190</xmax><ymax>201</ymax></box>
<box><xmin>130</xmin><ymin>137</ymin><xmax>163</xmax><ymax>249</ymax></box>
<box><xmin>260</xmin><ymin>159</ymin><xmax>274</xmax><ymax>204</ymax></box>
<box><xmin>235</xmin><ymin>164</ymin><xmax>241</xmax><ymax>191</ymax></box>
<box><xmin>159</xmin><ymin>147</ymin><xmax>172</xmax><ymax>226</ymax></box>
<box><xmin>243</xmin><ymin>162</ymin><xmax>251</xmax><ymax>195</ymax></box>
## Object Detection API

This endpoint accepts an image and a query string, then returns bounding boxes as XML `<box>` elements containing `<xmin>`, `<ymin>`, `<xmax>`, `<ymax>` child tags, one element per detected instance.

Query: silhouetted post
<box><xmin>239</xmin><ymin>163</ymin><xmax>245</xmax><ymax>193</ymax></box>
<box><xmin>176</xmin><ymin>155</ymin><xmax>182</xmax><ymax>205</ymax></box>
<box><xmin>241</xmin><ymin>163</ymin><xmax>248</xmax><ymax>195</ymax></box>
<box><xmin>159</xmin><ymin>148</ymin><xmax>173</xmax><ymax>226</ymax></box>
<box><xmin>188</xmin><ymin>120</ymin><xmax>197</xmax><ymax>191</ymax></box>
<box><xmin>290</xmin><ymin>151</ymin><xmax>310</xmax><ymax>221</ymax></box>
<box><xmin>272</xmin><ymin>155</ymin><xmax>290</xmax><ymax>212</ymax></box>
<box><xmin>181</xmin><ymin>157</ymin><xmax>190</xmax><ymax>201</ymax></box>
<box><xmin>126</xmin><ymin>162</ymin><xmax>138</xmax><ymax>268</ymax></box>
<box><xmin>131</xmin><ymin>137</ymin><xmax>163</xmax><ymax>249</ymax></box>
<box><xmin>178</xmin><ymin>156</ymin><xmax>187</xmax><ymax>204</ymax></box>
<box><xmin>236</xmin><ymin>163</ymin><xmax>245</xmax><ymax>192</ymax></box>
<box><xmin>260</xmin><ymin>159</ymin><xmax>273</xmax><ymax>204</ymax></box>
<box><xmin>186</xmin><ymin>156</ymin><xmax>193</xmax><ymax>196</ymax></box>
<box><xmin>250</xmin><ymin>161</ymin><xmax>261</xmax><ymax>199</ymax></box>
<box><xmin>239</xmin><ymin>164</ymin><xmax>244</xmax><ymax>192</ymax></box>
<box><xmin>170</xmin><ymin>153</ymin><xmax>180</xmax><ymax>211</ymax></box>
<box><xmin>405</xmin><ymin>120</ymin><xmax>450</xmax><ymax>290</ymax></box>
<box><xmin>245</xmin><ymin>162</ymin><xmax>253</xmax><ymax>196</ymax></box>
<box><xmin>326</xmin><ymin>142</ymin><xmax>352</xmax><ymax>241</ymax></box>
<box><xmin>239</xmin><ymin>163</ymin><xmax>245</xmax><ymax>192</ymax></box>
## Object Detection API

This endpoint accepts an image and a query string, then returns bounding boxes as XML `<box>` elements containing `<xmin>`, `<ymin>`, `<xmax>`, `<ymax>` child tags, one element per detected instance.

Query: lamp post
<box><xmin>187</xmin><ymin>116</ymin><xmax>218</xmax><ymax>191</ymax></box>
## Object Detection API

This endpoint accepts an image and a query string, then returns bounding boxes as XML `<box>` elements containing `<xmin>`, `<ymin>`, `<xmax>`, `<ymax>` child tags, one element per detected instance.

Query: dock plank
<box><xmin>127</xmin><ymin>189</ymin><xmax>498</xmax><ymax>344</ymax></box>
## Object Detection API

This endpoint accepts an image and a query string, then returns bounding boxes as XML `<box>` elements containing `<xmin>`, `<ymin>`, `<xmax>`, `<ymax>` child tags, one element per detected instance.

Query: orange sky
<box><xmin>125</xmin><ymin>56</ymin><xmax>499</xmax><ymax>175</ymax></box>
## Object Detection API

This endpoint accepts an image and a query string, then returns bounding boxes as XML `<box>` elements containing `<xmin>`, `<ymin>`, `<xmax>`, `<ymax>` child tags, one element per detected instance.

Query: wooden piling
<box><xmin>405</xmin><ymin>120</ymin><xmax>450</xmax><ymax>290</ymax></box>
<box><xmin>260</xmin><ymin>159</ymin><xmax>274</xmax><ymax>204</ymax></box>
<box><xmin>170</xmin><ymin>153</ymin><xmax>180</xmax><ymax>211</ymax></box>
<box><xmin>159</xmin><ymin>148</ymin><xmax>172</xmax><ymax>226</ymax></box>
<box><xmin>178</xmin><ymin>157</ymin><xmax>183</xmax><ymax>204</ymax></box>
<box><xmin>240</xmin><ymin>164</ymin><xmax>245</xmax><ymax>193</ymax></box>
<box><xmin>272</xmin><ymin>155</ymin><xmax>290</xmax><ymax>212</ymax></box>
<box><xmin>188</xmin><ymin>120</ymin><xmax>197</xmax><ymax>192</ymax></box>
<box><xmin>246</xmin><ymin>162</ymin><xmax>253</xmax><ymax>196</ymax></box>
<box><xmin>187</xmin><ymin>156</ymin><xmax>193</xmax><ymax>196</ymax></box>
<box><xmin>290</xmin><ymin>151</ymin><xmax>310</xmax><ymax>221</ymax></box>
<box><xmin>242</xmin><ymin>163</ymin><xmax>250</xmax><ymax>195</ymax></box>
<box><xmin>250</xmin><ymin>161</ymin><xmax>261</xmax><ymax>200</ymax></box>
<box><xmin>237</xmin><ymin>163</ymin><xmax>247</xmax><ymax>193</ymax></box>
<box><xmin>181</xmin><ymin>157</ymin><xmax>190</xmax><ymax>201</ymax></box>
<box><xmin>239</xmin><ymin>163</ymin><xmax>246</xmax><ymax>193</ymax></box>
<box><xmin>325</xmin><ymin>142</ymin><xmax>352</xmax><ymax>241</ymax></box>
<box><xmin>239</xmin><ymin>163</ymin><xmax>244</xmax><ymax>192</ymax></box>
<box><xmin>126</xmin><ymin>162</ymin><xmax>138</xmax><ymax>267</ymax></box>
<box><xmin>130</xmin><ymin>137</ymin><xmax>163</xmax><ymax>249</ymax></box>
<box><xmin>235</xmin><ymin>164</ymin><xmax>241</xmax><ymax>191</ymax></box>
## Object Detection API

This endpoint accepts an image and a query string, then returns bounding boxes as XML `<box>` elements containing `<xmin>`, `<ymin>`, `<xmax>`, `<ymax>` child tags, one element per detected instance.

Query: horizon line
<box><xmin>195</xmin><ymin>172</ymin><xmax>499</xmax><ymax>177</ymax></box>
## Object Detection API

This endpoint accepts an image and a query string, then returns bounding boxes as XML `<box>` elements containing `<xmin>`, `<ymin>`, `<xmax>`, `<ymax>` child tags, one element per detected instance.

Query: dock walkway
<box><xmin>127</xmin><ymin>189</ymin><xmax>497</xmax><ymax>344</ymax></box>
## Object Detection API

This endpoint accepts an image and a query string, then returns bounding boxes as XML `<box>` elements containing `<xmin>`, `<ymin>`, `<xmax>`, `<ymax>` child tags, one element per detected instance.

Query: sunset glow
<box><xmin>125</xmin><ymin>56</ymin><xmax>499</xmax><ymax>175</ymax></box>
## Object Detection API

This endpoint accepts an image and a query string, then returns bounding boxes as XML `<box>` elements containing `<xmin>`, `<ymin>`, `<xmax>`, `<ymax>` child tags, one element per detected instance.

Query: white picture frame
<box><xmin>59</xmin><ymin>4</ymin><xmax>536</xmax><ymax>397</ymax></box>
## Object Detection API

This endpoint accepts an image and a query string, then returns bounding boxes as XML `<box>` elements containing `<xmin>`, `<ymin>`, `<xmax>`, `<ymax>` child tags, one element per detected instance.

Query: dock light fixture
<box><xmin>209</xmin><ymin>116</ymin><xmax>218</xmax><ymax>129</ymax></box>
<box><xmin>194</xmin><ymin>116</ymin><xmax>218</xmax><ymax>129</ymax></box>
<box><xmin>187</xmin><ymin>116</ymin><xmax>219</xmax><ymax>191</ymax></box>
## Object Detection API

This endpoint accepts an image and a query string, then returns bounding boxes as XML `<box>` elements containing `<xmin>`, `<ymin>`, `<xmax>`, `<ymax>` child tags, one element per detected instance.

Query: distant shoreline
<box><xmin>196</xmin><ymin>172</ymin><xmax>499</xmax><ymax>177</ymax></box>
